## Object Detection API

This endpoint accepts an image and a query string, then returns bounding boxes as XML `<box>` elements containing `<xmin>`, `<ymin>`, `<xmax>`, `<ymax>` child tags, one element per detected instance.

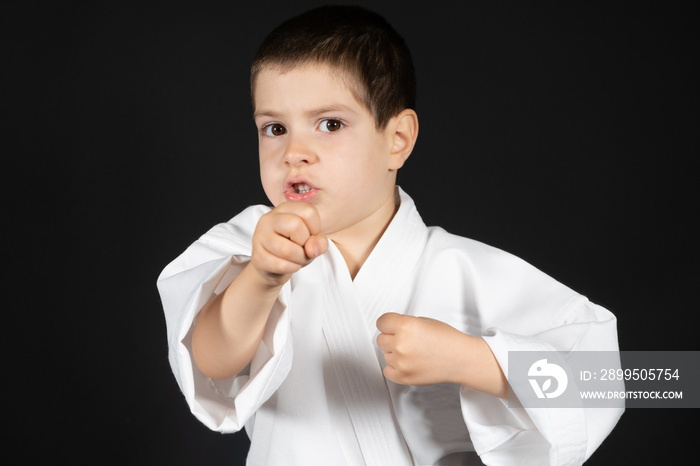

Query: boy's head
<box><xmin>251</xmin><ymin>7</ymin><xmax>419</xmax><ymax>239</ymax></box>
<box><xmin>251</xmin><ymin>5</ymin><xmax>416</xmax><ymax>130</ymax></box>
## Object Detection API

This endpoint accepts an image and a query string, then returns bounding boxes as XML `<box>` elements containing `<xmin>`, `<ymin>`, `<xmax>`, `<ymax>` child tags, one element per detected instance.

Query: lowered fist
<box><xmin>376</xmin><ymin>312</ymin><xmax>470</xmax><ymax>386</ymax></box>
<box><xmin>376</xmin><ymin>312</ymin><xmax>508</xmax><ymax>398</ymax></box>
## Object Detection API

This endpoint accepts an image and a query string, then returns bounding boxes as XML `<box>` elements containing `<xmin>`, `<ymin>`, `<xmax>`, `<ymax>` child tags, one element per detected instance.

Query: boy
<box><xmin>158</xmin><ymin>6</ymin><xmax>622</xmax><ymax>465</ymax></box>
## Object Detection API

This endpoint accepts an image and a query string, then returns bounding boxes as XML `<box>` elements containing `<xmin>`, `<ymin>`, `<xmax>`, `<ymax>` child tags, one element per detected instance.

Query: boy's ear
<box><xmin>388</xmin><ymin>109</ymin><xmax>419</xmax><ymax>170</ymax></box>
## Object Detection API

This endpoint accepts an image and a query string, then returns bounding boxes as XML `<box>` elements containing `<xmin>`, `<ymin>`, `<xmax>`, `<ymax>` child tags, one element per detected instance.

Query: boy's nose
<box><xmin>283</xmin><ymin>137</ymin><xmax>317</xmax><ymax>166</ymax></box>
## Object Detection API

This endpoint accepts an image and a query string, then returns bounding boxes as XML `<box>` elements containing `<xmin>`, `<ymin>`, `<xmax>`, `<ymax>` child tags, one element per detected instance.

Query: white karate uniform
<box><xmin>157</xmin><ymin>188</ymin><xmax>623</xmax><ymax>466</ymax></box>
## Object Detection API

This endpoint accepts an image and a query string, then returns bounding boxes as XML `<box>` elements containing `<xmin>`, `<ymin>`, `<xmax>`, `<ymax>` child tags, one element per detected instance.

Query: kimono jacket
<box><xmin>157</xmin><ymin>188</ymin><xmax>623</xmax><ymax>466</ymax></box>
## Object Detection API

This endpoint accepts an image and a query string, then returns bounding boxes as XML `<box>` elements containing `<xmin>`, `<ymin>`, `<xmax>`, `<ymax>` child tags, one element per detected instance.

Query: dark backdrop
<box><xmin>5</xmin><ymin>1</ymin><xmax>697</xmax><ymax>464</ymax></box>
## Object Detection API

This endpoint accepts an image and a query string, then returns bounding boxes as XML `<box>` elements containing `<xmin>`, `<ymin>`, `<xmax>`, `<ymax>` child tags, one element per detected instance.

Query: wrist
<box><xmin>453</xmin><ymin>335</ymin><xmax>508</xmax><ymax>398</ymax></box>
<box><xmin>450</xmin><ymin>333</ymin><xmax>481</xmax><ymax>386</ymax></box>
<box><xmin>244</xmin><ymin>261</ymin><xmax>288</xmax><ymax>296</ymax></box>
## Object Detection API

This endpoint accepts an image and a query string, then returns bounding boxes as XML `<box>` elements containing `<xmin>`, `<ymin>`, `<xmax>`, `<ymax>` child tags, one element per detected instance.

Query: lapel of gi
<box><xmin>353</xmin><ymin>188</ymin><xmax>430</xmax><ymax>333</ymax></box>
<box><xmin>320</xmin><ymin>188</ymin><xmax>428</xmax><ymax>466</ymax></box>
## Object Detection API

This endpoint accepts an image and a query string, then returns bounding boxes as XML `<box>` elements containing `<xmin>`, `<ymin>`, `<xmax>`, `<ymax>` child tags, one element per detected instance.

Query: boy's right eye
<box><xmin>263</xmin><ymin>123</ymin><xmax>287</xmax><ymax>136</ymax></box>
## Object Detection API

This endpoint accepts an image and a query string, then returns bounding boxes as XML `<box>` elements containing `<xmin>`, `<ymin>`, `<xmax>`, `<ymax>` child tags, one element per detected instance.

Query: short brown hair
<box><xmin>251</xmin><ymin>6</ymin><xmax>416</xmax><ymax>130</ymax></box>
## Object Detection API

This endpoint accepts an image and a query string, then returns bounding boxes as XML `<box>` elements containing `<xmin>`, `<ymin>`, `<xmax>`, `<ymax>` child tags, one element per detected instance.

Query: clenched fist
<box><xmin>251</xmin><ymin>202</ymin><xmax>329</xmax><ymax>288</ymax></box>
<box><xmin>376</xmin><ymin>313</ymin><xmax>469</xmax><ymax>386</ymax></box>
<box><xmin>376</xmin><ymin>312</ymin><xmax>508</xmax><ymax>398</ymax></box>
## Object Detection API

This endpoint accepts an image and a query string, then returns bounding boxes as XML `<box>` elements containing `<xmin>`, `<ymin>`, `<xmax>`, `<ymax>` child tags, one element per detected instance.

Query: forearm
<box><xmin>192</xmin><ymin>263</ymin><xmax>282</xmax><ymax>380</ymax></box>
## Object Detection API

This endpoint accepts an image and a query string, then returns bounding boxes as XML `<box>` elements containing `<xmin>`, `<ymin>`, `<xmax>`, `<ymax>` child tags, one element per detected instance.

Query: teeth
<box><xmin>295</xmin><ymin>183</ymin><xmax>311</xmax><ymax>194</ymax></box>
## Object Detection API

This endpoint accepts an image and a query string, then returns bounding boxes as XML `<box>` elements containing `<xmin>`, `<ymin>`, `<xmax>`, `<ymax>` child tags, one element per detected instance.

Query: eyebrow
<box><xmin>253</xmin><ymin>104</ymin><xmax>359</xmax><ymax>120</ymax></box>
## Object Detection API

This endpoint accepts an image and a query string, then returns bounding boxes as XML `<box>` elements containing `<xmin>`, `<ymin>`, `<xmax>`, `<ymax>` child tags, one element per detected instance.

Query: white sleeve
<box><xmin>461</xmin><ymin>301</ymin><xmax>623</xmax><ymax>465</ymax></box>
<box><xmin>451</xmin><ymin>239</ymin><xmax>624</xmax><ymax>465</ymax></box>
<box><xmin>156</xmin><ymin>205</ymin><xmax>293</xmax><ymax>433</ymax></box>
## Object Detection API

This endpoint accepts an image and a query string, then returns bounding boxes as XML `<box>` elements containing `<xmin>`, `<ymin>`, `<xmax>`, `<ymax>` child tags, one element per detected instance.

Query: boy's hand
<box><xmin>376</xmin><ymin>313</ymin><xmax>469</xmax><ymax>386</ymax></box>
<box><xmin>251</xmin><ymin>202</ymin><xmax>328</xmax><ymax>288</ymax></box>
<box><xmin>376</xmin><ymin>312</ymin><xmax>508</xmax><ymax>397</ymax></box>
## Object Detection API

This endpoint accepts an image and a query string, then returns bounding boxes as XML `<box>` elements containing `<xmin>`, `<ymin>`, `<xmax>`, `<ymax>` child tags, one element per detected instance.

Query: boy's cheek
<box><xmin>259</xmin><ymin>176</ymin><xmax>284</xmax><ymax>207</ymax></box>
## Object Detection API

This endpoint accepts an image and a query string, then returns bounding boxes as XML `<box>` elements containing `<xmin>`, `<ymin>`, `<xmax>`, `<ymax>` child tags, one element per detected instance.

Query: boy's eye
<box><xmin>320</xmin><ymin>119</ymin><xmax>343</xmax><ymax>132</ymax></box>
<box><xmin>263</xmin><ymin>123</ymin><xmax>287</xmax><ymax>136</ymax></box>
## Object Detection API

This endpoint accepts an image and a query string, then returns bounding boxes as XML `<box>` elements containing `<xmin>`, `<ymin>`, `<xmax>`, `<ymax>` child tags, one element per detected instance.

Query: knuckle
<box><xmin>392</xmin><ymin>338</ymin><xmax>412</xmax><ymax>357</ymax></box>
<box><xmin>384</xmin><ymin>366</ymin><xmax>410</xmax><ymax>385</ymax></box>
<box><xmin>288</xmin><ymin>213</ymin><xmax>306</xmax><ymax>228</ymax></box>
<box><xmin>287</xmin><ymin>216</ymin><xmax>311</xmax><ymax>239</ymax></box>
<box><xmin>383</xmin><ymin>365</ymin><xmax>399</xmax><ymax>381</ymax></box>
<box><xmin>297</xmin><ymin>202</ymin><xmax>317</xmax><ymax>217</ymax></box>
<box><xmin>377</xmin><ymin>312</ymin><xmax>400</xmax><ymax>331</ymax></box>
<box><xmin>274</xmin><ymin>236</ymin><xmax>297</xmax><ymax>255</ymax></box>
<box><xmin>401</xmin><ymin>315</ymin><xmax>419</xmax><ymax>331</ymax></box>
<box><xmin>392</xmin><ymin>342</ymin><xmax>405</xmax><ymax>356</ymax></box>
<box><xmin>382</xmin><ymin>365</ymin><xmax>392</xmax><ymax>379</ymax></box>
<box><xmin>394</xmin><ymin>359</ymin><xmax>411</xmax><ymax>374</ymax></box>
<box><xmin>397</xmin><ymin>317</ymin><xmax>421</xmax><ymax>339</ymax></box>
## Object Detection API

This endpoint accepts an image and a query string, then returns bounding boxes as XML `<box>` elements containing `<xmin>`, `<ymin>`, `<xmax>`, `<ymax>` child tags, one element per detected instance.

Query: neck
<box><xmin>329</xmin><ymin>189</ymin><xmax>400</xmax><ymax>280</ymax></box>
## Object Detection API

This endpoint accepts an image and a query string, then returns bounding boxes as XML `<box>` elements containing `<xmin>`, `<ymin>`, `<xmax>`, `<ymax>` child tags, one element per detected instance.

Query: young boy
<box><xmin>158</xmin><ymin>6</ymin><xmax>622</xmax><ymax>465</ymax></box>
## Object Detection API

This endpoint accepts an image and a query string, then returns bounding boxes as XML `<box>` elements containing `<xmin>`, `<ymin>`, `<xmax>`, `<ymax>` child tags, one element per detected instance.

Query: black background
<box><xmin>4</xmin><ymin>1</ymin><xmax>697</xmax><ymax>464</ymax></box>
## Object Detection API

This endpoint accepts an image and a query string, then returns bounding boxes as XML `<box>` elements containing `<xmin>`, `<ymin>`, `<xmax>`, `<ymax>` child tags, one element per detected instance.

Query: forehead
<box><xmin>252</xmin><ymin>62</ymin><xmax>367</xmax><ymax>112</ymax></box>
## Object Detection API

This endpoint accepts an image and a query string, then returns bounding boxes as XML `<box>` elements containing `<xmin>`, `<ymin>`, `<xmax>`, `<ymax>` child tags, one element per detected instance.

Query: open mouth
<box><xmin>293</xmin><ymin>183</ymin><xmax>312</xmax><ymax>194</ymax></box>
<box><xmin>284</xmin><ymin>178</ymin><xmax>318</xmax><ymax>202</ymax></box>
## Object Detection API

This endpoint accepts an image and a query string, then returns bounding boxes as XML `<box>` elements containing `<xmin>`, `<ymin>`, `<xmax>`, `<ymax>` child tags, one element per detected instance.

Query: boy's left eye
<box><xmin>319</xmin><ymin>119</ymin><xmax>343</xmax><ymax>132</ymax></box>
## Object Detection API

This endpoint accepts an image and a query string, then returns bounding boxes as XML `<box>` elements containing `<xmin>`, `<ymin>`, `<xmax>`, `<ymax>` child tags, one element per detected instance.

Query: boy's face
<box><xmin>253</xmin><ymin>63</ymin><xmax>401</xmax><ymax>238</ymax></box>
